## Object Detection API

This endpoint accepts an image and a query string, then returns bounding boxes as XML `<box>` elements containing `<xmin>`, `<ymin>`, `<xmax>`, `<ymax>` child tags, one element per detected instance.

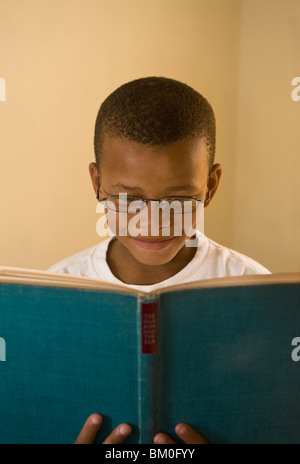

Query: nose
<box><xmin>135</xmin><ymin>201</ymin><xmax>180</xmax><ymax>239</ymax></box>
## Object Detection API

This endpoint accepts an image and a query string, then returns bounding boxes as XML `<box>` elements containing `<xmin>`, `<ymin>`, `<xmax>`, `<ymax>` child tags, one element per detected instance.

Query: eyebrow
<box><xmin>111</xmin><ymin>183</ymin><xmax>142</xmax><ymax>192</ymax></box>
<box><xmin>111</xmin><ymin>183</ymin><xmax>194</xmax><ymax>193</ymax></box>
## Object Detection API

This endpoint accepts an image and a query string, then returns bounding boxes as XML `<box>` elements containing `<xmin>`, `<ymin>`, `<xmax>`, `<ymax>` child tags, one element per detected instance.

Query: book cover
<box><xmin>0</xmin><ymin>267</ymin><xmax>299</xmax><ymax>444</ymax></box>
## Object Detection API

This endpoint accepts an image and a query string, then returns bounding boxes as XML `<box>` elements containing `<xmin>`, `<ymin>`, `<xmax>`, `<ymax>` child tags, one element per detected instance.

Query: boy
<box><xmin>49</xmin><ymin>77</ymin><xmax>270</xmax><ymax>443</ymax></box>
<box><xmin>49</xmin><ymin>77</ymin><xmax>269</xmax><ymax>289</ymax></box>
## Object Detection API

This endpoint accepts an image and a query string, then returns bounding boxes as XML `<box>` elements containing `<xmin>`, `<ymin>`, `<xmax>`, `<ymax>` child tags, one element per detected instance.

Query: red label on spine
<box><xmin>141</xmin><ymin>302</ymin><xmax>158</xmax><ymax>354</ymax></box>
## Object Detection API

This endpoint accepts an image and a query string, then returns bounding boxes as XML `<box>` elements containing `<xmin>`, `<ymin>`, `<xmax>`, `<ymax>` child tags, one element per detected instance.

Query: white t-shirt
<box><xmin>48</xmin><ymin>232</ymin><xmax>270</xmax><ymax>293</ymax></box>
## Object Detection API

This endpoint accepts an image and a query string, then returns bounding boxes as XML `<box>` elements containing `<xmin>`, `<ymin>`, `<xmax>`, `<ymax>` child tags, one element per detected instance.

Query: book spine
<box><xmin>137</xmin><ymin>296</ymin><xmax>161</xmax><ymax>444</ymax></box>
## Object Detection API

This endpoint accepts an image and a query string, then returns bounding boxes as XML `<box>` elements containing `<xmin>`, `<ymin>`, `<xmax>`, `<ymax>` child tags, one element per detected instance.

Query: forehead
<box><xmin>100</xmin><ymin>135</ymin><xmax>209</xmax><ymax>192</ymax></box>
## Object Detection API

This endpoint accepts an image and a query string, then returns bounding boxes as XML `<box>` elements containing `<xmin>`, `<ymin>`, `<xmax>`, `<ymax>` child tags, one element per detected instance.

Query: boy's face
<box><xmin>90</xmin><ymin>135</ymin><xmax>221</xmax><ymax>267</ymax></box>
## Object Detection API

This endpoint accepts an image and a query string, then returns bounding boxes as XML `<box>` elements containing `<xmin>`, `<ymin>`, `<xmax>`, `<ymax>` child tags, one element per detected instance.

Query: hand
<box><xmin>75</xmin><ymin>414</ymin><xmax>209</xmax><ymax>444</ymax></box>
<box><xmin>75</xmin><ymin>413</ymin><xmax>132</xmax><ymax>444</ymax></box>
<box><xmin>154</xmin><ymin>423</ymin><xmax>209</xmax><ymax>444</ymax></box>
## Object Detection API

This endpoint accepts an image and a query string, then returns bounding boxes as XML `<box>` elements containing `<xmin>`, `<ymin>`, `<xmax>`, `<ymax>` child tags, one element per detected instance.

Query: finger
<box><xmin>175</xmin><ymin>423</ymin><xmax>209</xmax><ymax>444</ymax></box>
<box><xmin>153</xmin><ymin>433</ymin><xmax>178</xmax><ymax>444</ymax></box>
<box><xmin>75</xmin><ymin>413</ymin><xmax>103</xmax><ymax>444</ymax></box>
<box><xmin>102</xmin><ymin>423</ymin><xmax>132</xmax><ymax>444</ymax></box>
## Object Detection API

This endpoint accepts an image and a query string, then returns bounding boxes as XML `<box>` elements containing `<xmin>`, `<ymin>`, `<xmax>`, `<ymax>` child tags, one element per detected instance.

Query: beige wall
<box><xmin>233</xmin><ymin>0</ymin><xmax>300</xmax><ymax>272</ymax></box>
<box><xmin>0</xmin><ymin>0</ymin><xmax>240</xmax><ymax>269</ymax></box>
<box><xmin>0</xmin><ymin>0</ymin><xmax>298</xmax><ymax>272</ymax></box>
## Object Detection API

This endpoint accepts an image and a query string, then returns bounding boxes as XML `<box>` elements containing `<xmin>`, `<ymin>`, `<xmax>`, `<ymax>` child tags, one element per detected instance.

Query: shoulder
<box><xmin>47</xmin><ymin>239</ymin><xmax>110</xmax><ymax>278</ymax></box>
<box><xmin>203</xmin><ymin>235</ymin><xmax>271</xmax><ymax>276</ymax></box>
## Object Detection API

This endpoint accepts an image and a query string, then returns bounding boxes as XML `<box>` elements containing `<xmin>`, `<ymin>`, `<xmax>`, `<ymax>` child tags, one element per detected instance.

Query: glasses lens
<box><xmin>103</xmin><ymin>196</ymin><xmax>199</xmax><ymax>213</ymax></box>
<box><xmin>104</xmin><ymin>196</ymin><xmax>146</xmax><ymax>212</ymax></box>
<box><xmin>128</xmin><ymin>199</ymin><xmax>145</xmax><ymax>213</ymax></box>
<box><xmin>182</xmin><ymin>199</ymin><xmax>198</xmax><ymax>213</ymax></box>
<box><xmin>103</xmin><ymin>198</ymin><xmax>119</xmax><ymax>211</ymax></box>
<box><xmin>159</xmin><ymin>198</ymin><xmax>198</xmax><ymax>214</ymax></box>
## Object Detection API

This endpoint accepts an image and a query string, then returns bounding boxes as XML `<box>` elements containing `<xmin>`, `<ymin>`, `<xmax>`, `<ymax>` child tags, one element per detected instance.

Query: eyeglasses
<box><xmin>97</xmin><ymin>191</ymin><xmax>210</xmax><ymax>213</ymax></box>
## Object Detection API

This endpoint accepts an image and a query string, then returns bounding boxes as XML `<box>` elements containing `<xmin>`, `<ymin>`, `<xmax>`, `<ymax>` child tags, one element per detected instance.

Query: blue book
<box><xmin>0</xmin><ymin>266</ymin><xmax>299</xmax><ymax>444</ymax></box>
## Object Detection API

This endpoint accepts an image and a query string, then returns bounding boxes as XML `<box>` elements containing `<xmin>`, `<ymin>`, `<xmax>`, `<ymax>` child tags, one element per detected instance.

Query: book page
<box><xmin>0</xmin><ymin>266</ymin><xmax>138</xmax><ymax>294</ymax></box>
<box><xmin>156</xmin><ymin>272</ymin><xmax>300</xmax><ymax>295</ymax></box>
<box><xmin>1</xmin><ymin>266</ymin><xmax>299</xmax><ymax>296</ymax></box>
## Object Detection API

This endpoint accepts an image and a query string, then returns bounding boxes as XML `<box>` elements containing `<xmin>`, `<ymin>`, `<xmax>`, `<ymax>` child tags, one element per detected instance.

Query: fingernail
<box><xmin>119</xmin><ymin>424</ymin><xmax>131</xmax><ymax>436</ymax></box>
<box><xmin>91</xmin><ymin>414</ymin><xmax>102</xmax><ymax>426</ymax></box>
<box><xmin>176</xmin><ymin>424</ymin><xmax>187</xmax><ymax>436</ymax></box>
<box><xmin>154</xmin><ymin>435</ymin><xmax>166</xmax><ymax>444</ymax></box>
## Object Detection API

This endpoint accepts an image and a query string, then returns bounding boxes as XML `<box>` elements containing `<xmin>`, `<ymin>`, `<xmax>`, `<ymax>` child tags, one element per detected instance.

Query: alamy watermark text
<box><xmin>0</xmin><ymin>77</ymin><xmax>6</xmax><ymax>101</ymax></box>
<box><xmin>291</xmin><ymin>77</ymin><xmax>300</xmax><ymax>102</ymax></box>
<box><xmin>96</xmin><ymin>194</ymin><xmax>205</xmax><ymax>247</ymax></box>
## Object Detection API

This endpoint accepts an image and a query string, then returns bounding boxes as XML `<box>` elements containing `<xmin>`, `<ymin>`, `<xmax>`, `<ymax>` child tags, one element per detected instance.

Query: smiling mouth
<box><xmin>131</xmin><ymin>237</ymin><xmax>175</xmax><ymax>250</ymax></box>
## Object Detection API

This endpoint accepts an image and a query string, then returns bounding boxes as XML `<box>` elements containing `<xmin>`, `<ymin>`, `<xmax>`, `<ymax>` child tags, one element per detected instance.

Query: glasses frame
<box><xmin>96</xmin><ymin>190</ymin><xmax>210</xmax><ymax>213</ymax></box>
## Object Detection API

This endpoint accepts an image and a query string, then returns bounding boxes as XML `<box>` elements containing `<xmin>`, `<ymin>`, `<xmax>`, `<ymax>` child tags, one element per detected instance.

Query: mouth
<box><xmin>131</xmin><ymin>237</ymin><xmax>175</xmax><ymax>251</ymax></box>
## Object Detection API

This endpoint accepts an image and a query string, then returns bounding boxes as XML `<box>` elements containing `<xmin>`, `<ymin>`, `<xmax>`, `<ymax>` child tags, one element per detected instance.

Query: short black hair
<box><xmin>94</xmin><ymin>76</ymin><xmax>216</xmax><ymax>170</ymax></box>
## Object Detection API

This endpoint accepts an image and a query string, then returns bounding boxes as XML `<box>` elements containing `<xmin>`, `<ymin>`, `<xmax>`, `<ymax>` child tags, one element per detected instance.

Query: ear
<box><xmin>204</xmin><ymin>163</ymin><xmax>222</xmax><ymax>207</ymax></box>
<box><xmin>89</xmin><ymin>162</ymin><xmax>100</xmax><ymax>198</ymax></box>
